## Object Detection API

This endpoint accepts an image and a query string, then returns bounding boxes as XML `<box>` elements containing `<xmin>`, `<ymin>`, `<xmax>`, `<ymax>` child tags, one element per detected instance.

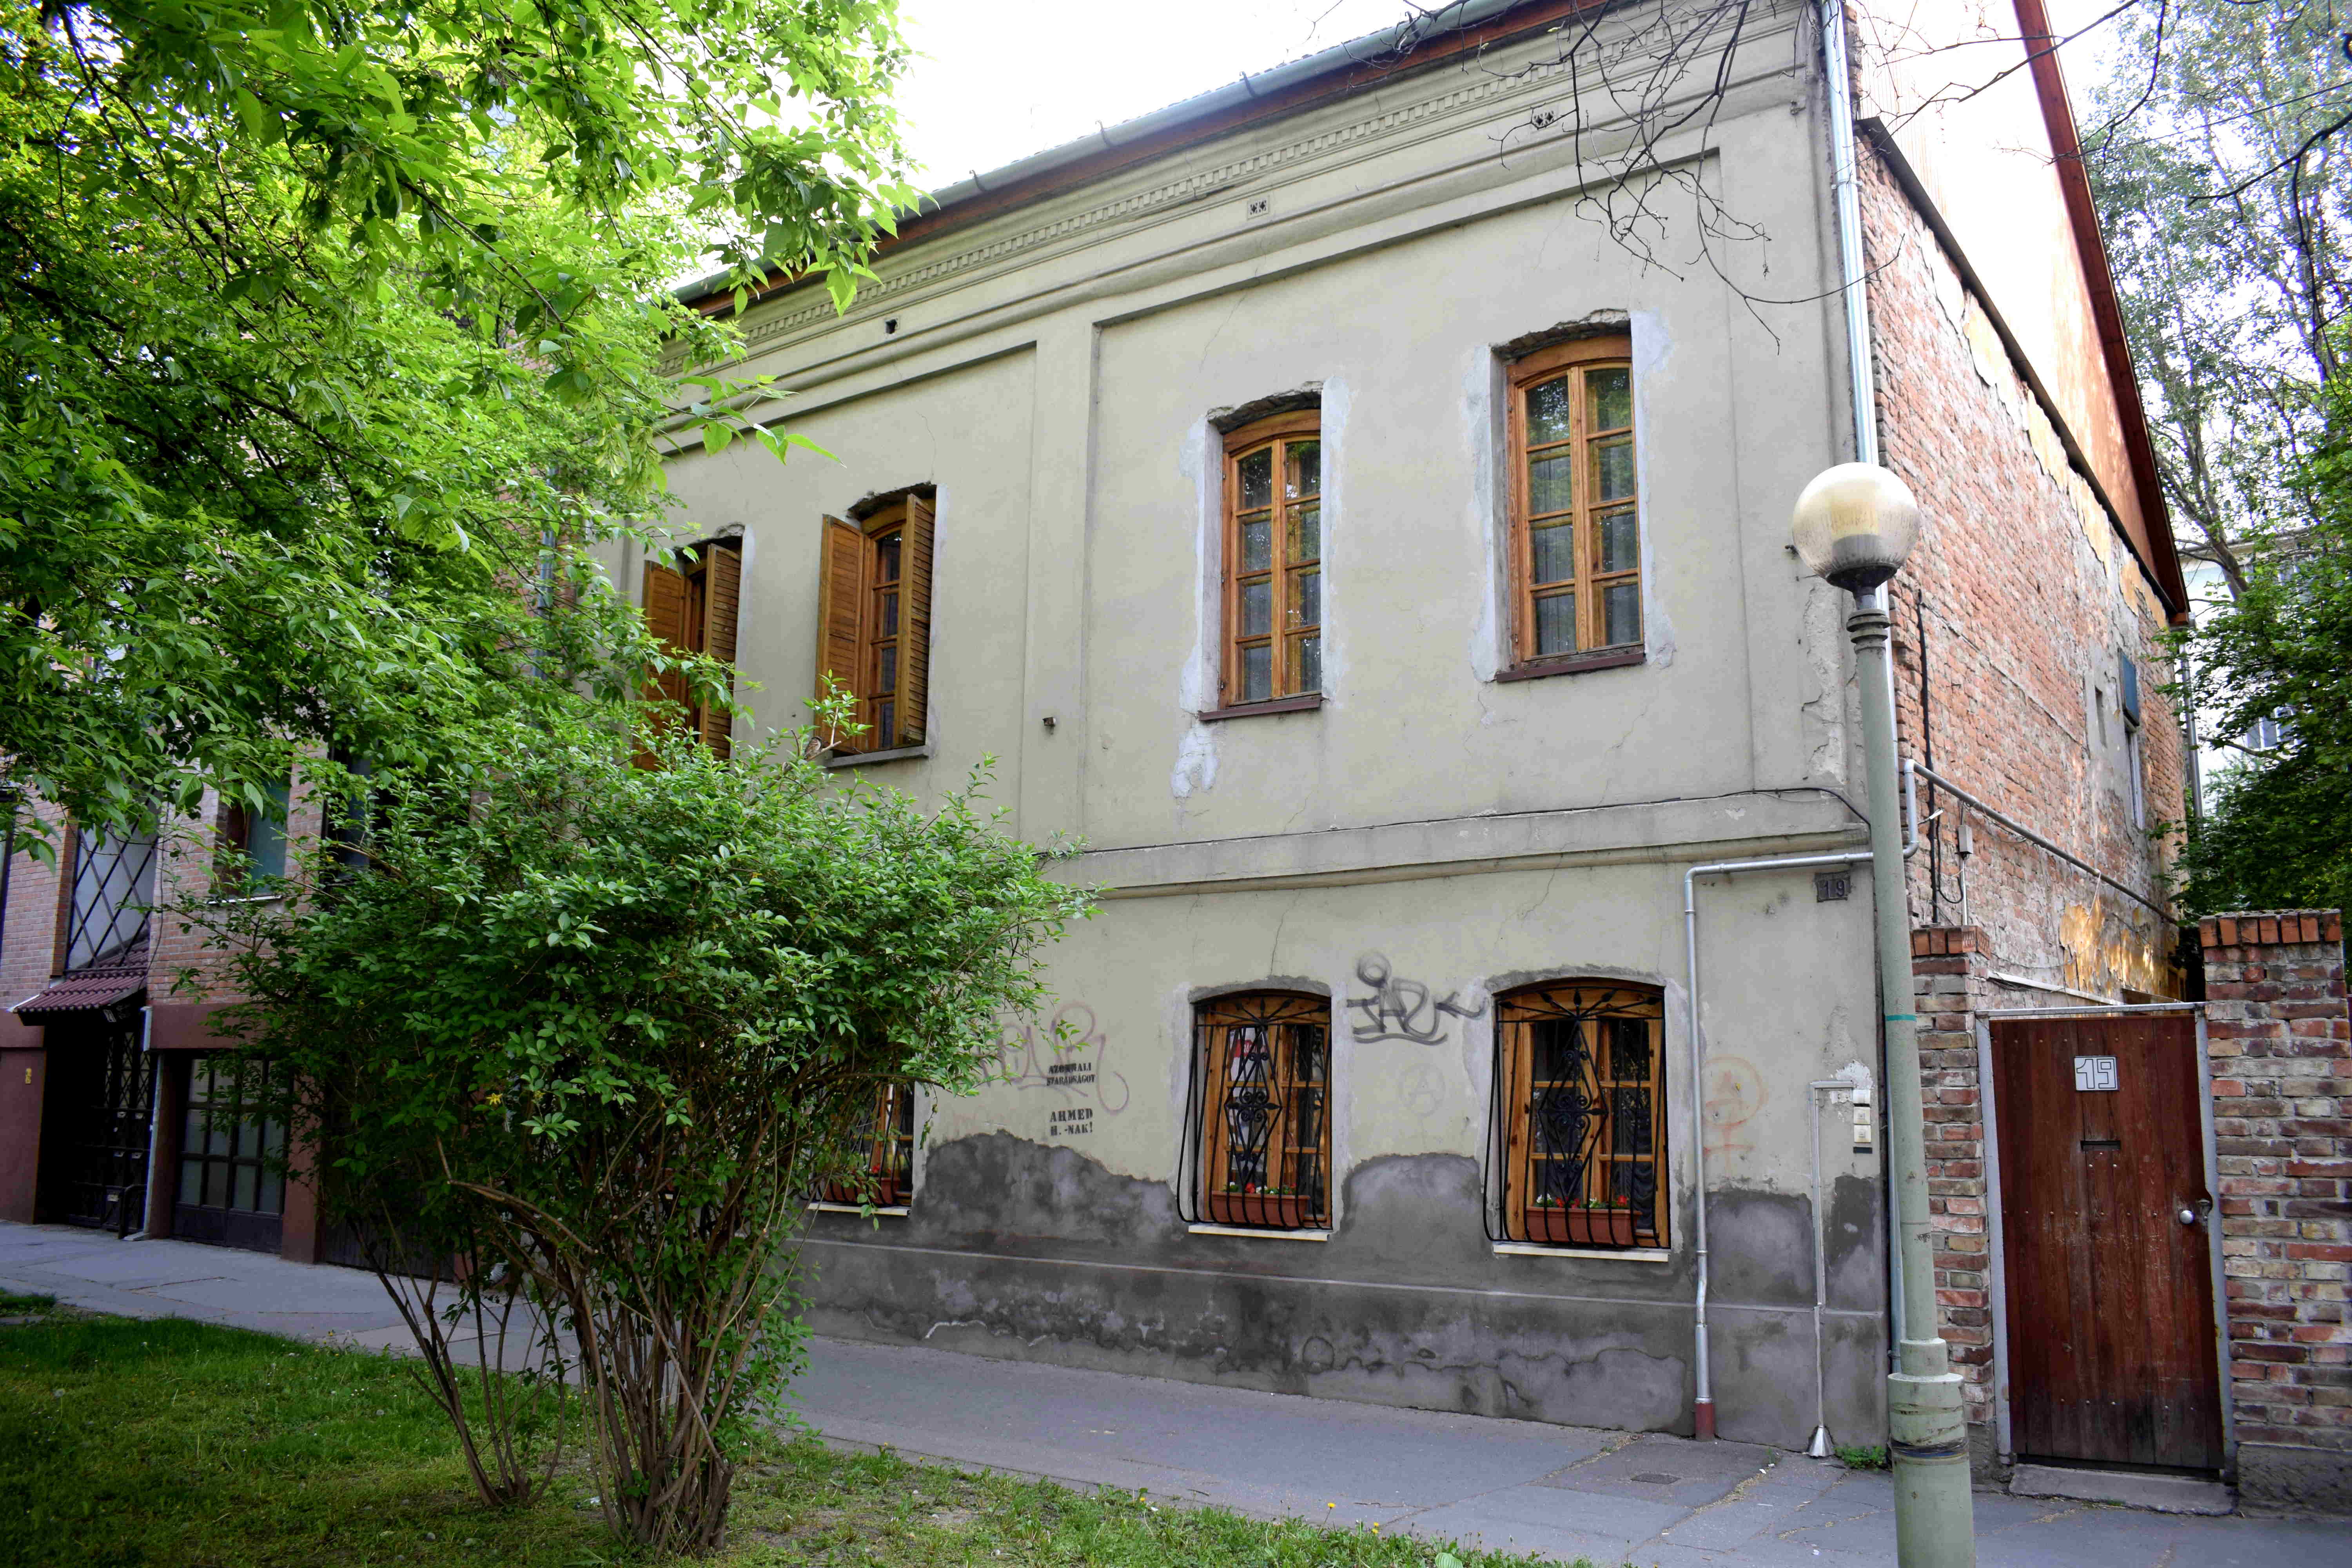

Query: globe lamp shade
<box><xmin>1791</xmin><ymin>463</ymin><xmax>1920</xmax><ymax>593</ymax></box>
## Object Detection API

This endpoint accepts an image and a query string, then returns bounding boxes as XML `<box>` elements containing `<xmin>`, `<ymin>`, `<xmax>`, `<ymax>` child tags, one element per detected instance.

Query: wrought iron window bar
<box><xmin>812</xmin><ymin>1082</ymin><xmax>916</xmax><ymax>1207</ymax></box>
<box><xmin>1484</xmin><ymin>981</ymin><xmax>1669</xmax><ymax>1249</ymax></box>
<box><xmin>1179</xmin><ymin>991</ymin><xmax>1332</xmax><ymax>1230</ymax></box>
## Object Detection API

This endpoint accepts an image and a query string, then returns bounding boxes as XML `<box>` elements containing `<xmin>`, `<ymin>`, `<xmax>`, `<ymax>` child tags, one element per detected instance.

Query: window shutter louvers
<box><xmin>637</xmin><ymin>561</ymin><xmax>692</xmax><ymax>767</ymax></box>
<box><xmin>813</xmin><ymin>516</ymin><xmax>867</xmax><ymax>750</ymax></box>
<box><xmin>900</xmin><ymin>495</ymin><xmax>935</xmax><ymax>747</ymax></box>
<box><xmin>698</xmin><ymin>542</ymin><xmax>741</xmax><ymax>758</ymax></box>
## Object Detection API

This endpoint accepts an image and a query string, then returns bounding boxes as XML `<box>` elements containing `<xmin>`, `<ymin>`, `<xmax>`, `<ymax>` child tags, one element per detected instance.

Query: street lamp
<box><xmin>1791</xmin><ymin>463</ymin><xmax>1976</xmax><ymax>1568</ymax></box>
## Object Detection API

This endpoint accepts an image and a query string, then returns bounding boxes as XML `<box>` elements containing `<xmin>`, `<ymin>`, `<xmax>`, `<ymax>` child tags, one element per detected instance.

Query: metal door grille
<box><xmin>52</xmin><ymin>1021</ymin><xmax>156</xmax><ymax>1236</ymax></box>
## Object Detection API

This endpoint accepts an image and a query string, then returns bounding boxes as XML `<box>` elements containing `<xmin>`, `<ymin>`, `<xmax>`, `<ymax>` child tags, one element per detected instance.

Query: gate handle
<box><xmin>2177</xmin><ymin>1207</ymin><xmax>2198</xmax><ymax>1226</ymax></box>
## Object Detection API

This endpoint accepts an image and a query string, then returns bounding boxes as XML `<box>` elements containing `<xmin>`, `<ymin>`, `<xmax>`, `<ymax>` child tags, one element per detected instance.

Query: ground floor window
<box><xmin>1187</xmin><ymin>991</ymin><xmax>1332</xmax><ymax>1230</ymax></box>
<box><xmin>1491</xmin><ymin>981</ymin><xmax>1668</xmax><ymax>1249</ymax></box>
<box><xmin>817</xmin><ymin>1083</ymin><xmax>916</xmax><ymax>1207</ymax></box>
<box><xmin>175</xmin><ymin>1054</ymin><xmax>285</xmax><ymax>1251</ymax></box>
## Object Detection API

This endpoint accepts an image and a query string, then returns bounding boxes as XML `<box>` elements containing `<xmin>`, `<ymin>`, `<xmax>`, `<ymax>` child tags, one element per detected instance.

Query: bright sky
<box><xmin>894</xmin><ymin>0</ymin><xmax>1427</xmax><ymax>189</ymax></box>
<box><xmin>892</xmin><ymin>0</ymin><xmax>2136</xmax><ymax>192</ymax></box>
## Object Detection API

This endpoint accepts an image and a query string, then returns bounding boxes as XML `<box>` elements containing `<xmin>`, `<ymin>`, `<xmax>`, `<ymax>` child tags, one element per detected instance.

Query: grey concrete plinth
<box><xmin>2010</xmin><ymin>1462</ymin><xmax>2234</xmax><ymax>1516</ymax></box>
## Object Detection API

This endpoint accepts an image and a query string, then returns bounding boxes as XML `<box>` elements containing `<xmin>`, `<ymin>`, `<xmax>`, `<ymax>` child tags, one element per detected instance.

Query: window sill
<box><xmin>1187</xmin><ymin>1223</ymin><xmax>1331</xmax><ymax>1242</ymax></box>
<box><xmin>806</xmin><ymin>1202</ymin><xmax>911</xmax><ymax>1218</ymax></box>
<box><xmin>1494</xmin><ymin>648</ymin><xmax>1646</xmax><ymax>682</ymax></box>
<box><xmin>1197</xmin><ymin>693</ymin><xmax>1324</xmax><ymax>723</ymax></box>
<box><xmin>1491</xmin><ymin>1242</ymin><xmax>1671</xmax><ymax>1262</ymax></box>
<box><xmin>824</xmin><ymin>744</ymin><xmax>931</xmax><ymax>769</ymax></box>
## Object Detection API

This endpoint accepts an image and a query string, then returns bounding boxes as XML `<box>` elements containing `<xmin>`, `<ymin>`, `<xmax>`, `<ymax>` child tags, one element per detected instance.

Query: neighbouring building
<box><xmin>1</xmin><ymin>779</ymin><xmax>336</xmax><ymax>1262</ymax></box>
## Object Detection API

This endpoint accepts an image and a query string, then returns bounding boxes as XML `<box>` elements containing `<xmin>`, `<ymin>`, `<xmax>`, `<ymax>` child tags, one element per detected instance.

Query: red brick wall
<box><xmin>1864</xmin><ymin>148</ymin><xmax>2184</xmax><ymax>1004</ymax></box>
<box><xmin>2202</xmin><ymin>910</ymin><xmax>2351</xmax><ymax>1510</ymax></box>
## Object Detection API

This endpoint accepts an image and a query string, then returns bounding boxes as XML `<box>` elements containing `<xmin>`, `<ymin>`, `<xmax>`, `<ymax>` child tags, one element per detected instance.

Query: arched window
<box><xmin>1492</xmin><ymin>981</ymin><xmax>1667</xmax><ymax>1249</ymax></box>
<box><xmin>814</xmin><ymin>1082</ymin><xmax>916</xmax><ymax>1210</ymax></box>
<box><xmin>1185</xmin><ymin>992</ymin><xmax>1332</xmax><ymax>1230</ymax></box>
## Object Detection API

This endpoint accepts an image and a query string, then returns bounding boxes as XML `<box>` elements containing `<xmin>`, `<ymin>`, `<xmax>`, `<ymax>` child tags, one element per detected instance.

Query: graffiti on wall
<box><xmin>1702</xmin><ymin>1054</ymin><xmax>1765</xmax><ymax>1158</ymax></box>
<box><xmin>1347</xmin><ymin>954</ymin><xmax>1486</xmax><ymax>1045</ymax></box>
<box><xmin>993</xmin><ymin>1003</ymin><xmax>1131</xmax><ymax>1134</ymax></box>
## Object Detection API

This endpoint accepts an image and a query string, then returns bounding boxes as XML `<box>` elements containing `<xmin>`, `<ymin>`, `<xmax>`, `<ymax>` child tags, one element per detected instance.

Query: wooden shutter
<box><xmin>698</xmin><ymin>542</ymin><xmax>741</xmax><ymax>759</ymax></box>
<box><xmin>813</xmin><ymin>516</ymin><xmax>867</xmax><ymax>750</ymax></box>
<box><xmin>638</xmin><ymin>561</ymin><xmax>691</xmax><ymax>767</ymax></box>
<box><xmin>900</xmin><ymin>494</ymin><xmax>935</xmax><ymax>746</ymax></box>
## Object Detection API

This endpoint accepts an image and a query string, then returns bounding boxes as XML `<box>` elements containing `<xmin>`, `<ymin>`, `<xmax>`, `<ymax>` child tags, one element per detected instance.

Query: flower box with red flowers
<box><xmin>820</xmin><ymin>1172</ymin><xmax>904</xmax><ymax>1207</ymax></box>
<box><xmin>1208</xmin><ymin>1185</ymin><xmax>1311</xmax><ymax>1229</ymax></box>
<box><xmin>1521</xmin><ymin>1199</ymin><xmax>1638</xmax><ymax>1247</ymax></box>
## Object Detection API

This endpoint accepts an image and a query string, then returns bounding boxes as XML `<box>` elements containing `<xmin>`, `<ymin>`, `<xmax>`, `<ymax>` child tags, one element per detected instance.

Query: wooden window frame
<box><xmin>1213</xmin><ymin>411</ymin><xmax>1325</xmax><ymax>718</ymax></box>
<box><xmin>1494</xmin><ymin>980</ymin><xmax>1668</xmax><ymax>1250</ymax></box>
<box><xmin>1504</xmin><ymin>336</ymin><xmax>1645</xmax><ymax>678</ymax></box>
<box><xmin>814</xmin><ymin>493</ymin><xmax>934</xmax><ymax>755</ymax></box>
<box><xmin>815</xmin><ymin>1082</ymin><xmax>916</xmax><ymax>1208</ymax></box>
<box><xmin>1192</xmin><ymin>991</ymin><xmax>1333</xmax><ymax>1231</ymax></box>
<box><xmin>639</xmin><ymin>537</ymin><xmax>742</xmax><ymax>761</ymax></box>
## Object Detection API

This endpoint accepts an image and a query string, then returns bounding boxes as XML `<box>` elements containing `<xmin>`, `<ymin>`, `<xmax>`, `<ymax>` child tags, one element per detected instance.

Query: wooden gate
<box><xmin>1987</xmin><ymin>1011</ymin><xmax>2225</xmax><ymax>1473</ymax></box>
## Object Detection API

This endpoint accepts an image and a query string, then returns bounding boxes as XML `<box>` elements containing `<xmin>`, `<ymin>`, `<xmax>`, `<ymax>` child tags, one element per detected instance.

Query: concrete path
<box><xmin>4</xmin><ymin>1221</ymin><xmax>2346</xmax><ymax>1567</ymax></box>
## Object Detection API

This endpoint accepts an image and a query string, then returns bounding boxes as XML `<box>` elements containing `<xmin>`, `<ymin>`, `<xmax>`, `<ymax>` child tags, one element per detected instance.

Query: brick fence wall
<box><xmin>1911</xmin><ymin>925</ymin><xmax>1996</xmax><ymax>1444</ymax></box>
<box><xmin>2202</xmin><ymin>910</ymin><xmax>2351</xmax><ymax>1512</ymax></box>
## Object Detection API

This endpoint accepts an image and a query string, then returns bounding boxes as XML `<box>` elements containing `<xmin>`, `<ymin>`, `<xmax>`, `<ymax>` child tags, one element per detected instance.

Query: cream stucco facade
<box><xmin>638</xmin><ymin>0</ymin><xmax>2179</xmax><ymax>1450</ymax></box>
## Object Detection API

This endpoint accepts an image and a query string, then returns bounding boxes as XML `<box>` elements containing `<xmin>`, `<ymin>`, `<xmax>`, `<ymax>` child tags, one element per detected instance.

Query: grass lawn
<box><xmin>0</xmin><ymin>1294</ymin><xmax>1590</xmax><ymax>1568</ymax></box>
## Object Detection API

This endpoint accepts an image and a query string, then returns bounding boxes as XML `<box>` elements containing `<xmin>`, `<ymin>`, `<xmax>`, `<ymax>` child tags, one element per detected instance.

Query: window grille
<box><xmin>1487</xmin><ymin>982</ymin><xmax>1668</xmax><ymax>1249</ymax></box>
<box><xmin>63</xmin><ymin>827</ymin><xmax>157</xmax><ymax>972</ymax></box>
<box><xmin>815</xmin><ymin>1082</ymin><xmax>915</xmax><ymax>1207</ymax></box>
<box><xmin>1180</xmin><ymin>992</ymin><xmax>1332</xmax><ymax>1230</ymax></box>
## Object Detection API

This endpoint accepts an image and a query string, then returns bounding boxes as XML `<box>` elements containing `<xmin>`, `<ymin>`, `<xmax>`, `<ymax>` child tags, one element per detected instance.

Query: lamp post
<box><xmin>1791</xmin><ymin>464</ymin><xmax>1976</xmax><ymax>1568</ymax></box>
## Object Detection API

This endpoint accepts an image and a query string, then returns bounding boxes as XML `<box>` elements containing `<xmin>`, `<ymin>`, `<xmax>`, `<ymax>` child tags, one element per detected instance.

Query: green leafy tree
<box><xmin>2087</xmin><ymin>0</ymin><xmax>2352</xmax><ymax>597</ymax></box>
<box><xmin>189</xmin><ymin>722</ymin><xmax>1091</xmax><ymax>1552</ymax></box>
<box><xmin>2081</xmin><ymin>2</ymin><xmax>2352</xmax><ymax>911</ymax></box>
<box><xmin>1</xmin><ymin>0</ymin><xmax>911</xmax><ymax>843</ymax></box>
<box><xmin>2174</xmin><ymin>380</ymin><xmax>2352</xmax><ymax>916</ymax></box>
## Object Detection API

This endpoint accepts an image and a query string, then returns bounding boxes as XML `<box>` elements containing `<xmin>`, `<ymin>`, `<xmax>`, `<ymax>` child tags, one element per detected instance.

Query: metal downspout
<box><xmin>1686</xmin><ymin>781</ymin><xmax>1915</xmax><ymax>1439</ymax></box>
<box><xmin>1684</xmin><ymin>849</ymin><xmax>1871</xmax><ymax>1439</ymax></box>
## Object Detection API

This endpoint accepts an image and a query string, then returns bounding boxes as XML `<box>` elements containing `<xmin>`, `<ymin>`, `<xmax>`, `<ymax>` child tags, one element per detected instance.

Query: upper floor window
<box><xmin>216</xmin><ymin>779</ymin><xmax>290</xmax><ymax>893</ymax></box>
<box><xmin>1186</xmin><ymin>991</ymin><xmax>1332</xmax><ymax>1231</ymax></box>
<box><xmin>1507</xmin><ymin>337</ymin><xmax>1642</xmax><ymax>673</ymax></box>
<box><xmin>642</xmin><ymin>537</ymin><xmax>743</xmax><ymax>759</ymax></box>
<box><xmin>58</xmin><ymin>825</ymin><xmax>157</xmax><ymax>973</ymax></box>
<box><xmin>1220</xmin><ymin>414</ymin><xmax>1323</xmax><ymax>710</ymax></box>
<box><xmin>1491</xmin><ymin>980</ymin><xmax>1668</xmax><ymax>1250</ymax></box>
<box><xmin>815</xmin><ymin>493</ymin><xmax>934</xmax><ymax>754</ymax></box>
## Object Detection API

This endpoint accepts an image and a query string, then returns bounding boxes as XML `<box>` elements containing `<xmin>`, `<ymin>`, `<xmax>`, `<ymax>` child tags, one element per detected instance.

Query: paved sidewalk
<box><xmin>5</xmin><ymin>1221</ymin><xmax>2347</xmax><ymax>1566</ymax></box>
